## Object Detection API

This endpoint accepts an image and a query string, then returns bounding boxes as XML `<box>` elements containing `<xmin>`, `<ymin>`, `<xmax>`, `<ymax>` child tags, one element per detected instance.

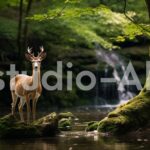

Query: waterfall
<box><xmin>95</xmin><ymin>44</ymin><xmax>135</xmax><ymax>106</ymax></box>
<box><xmin>94</xmin><ymin>59</ymin><xmax>107</xmax><ymax>106</ymax></box>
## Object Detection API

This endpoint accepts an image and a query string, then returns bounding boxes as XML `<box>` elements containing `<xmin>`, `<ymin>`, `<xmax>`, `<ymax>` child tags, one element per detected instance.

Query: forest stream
<box><xmin>0</xmin><ymin>107</ymin><xmax>149</xmax><ymax>150</ymax></box>
<box><xmin>0</xmin><ymin>0</ymin><xmax>150</xmax><ymax>149</ymax></box>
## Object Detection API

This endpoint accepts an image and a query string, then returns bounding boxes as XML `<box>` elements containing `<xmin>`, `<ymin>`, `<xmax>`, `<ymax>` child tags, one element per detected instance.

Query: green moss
<box><xmin>86</xmin><ymin>121</ymin><xmax>99</xmax><ymax>131</ymax></box>
<box><xmin>33</xmin><ymin>112</ymin><xmax>57</xmax><ymax>125</ymax></box>
<box><xmin>58</xmin><ymin>118</ymin><xmax>72</xmax><ymax>131</ymax></box>
<box><xmin>58</xmin><ymin>112</ymin><xmax>74</xmax><ymax>119</ymax></box>
<box><xmin>58</xmin><ymin>112</ymin><xmax>74</xmax><ymax>131</ymax></box>
<box><xmin>0</xmin><ymin>114</ymin><xmax>40</xmax><ymax>138</ymax></box>
<box><xmin>0</xmin><ymin>113</ymin><xmax>59</xmax><ymax>138</ymax></box>
<box><xmin>96</xmin><ymin>88</ymin><xmax>150</xmax><ymax>135</ymax></box>
<box><xmin>98</xmin><ymin>115</ymin><xmax>134</xmax><ymax>134</ymax></box>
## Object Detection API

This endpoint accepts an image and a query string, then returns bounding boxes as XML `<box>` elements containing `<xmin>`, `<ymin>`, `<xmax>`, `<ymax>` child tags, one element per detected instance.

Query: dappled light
<box><xmin>0</xmin><ymin>0</ymin><xmax>150</xmax><ymax>150</ymax></box>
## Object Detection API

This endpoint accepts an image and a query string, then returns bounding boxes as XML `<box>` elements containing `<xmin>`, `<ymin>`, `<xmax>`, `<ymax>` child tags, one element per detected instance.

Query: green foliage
<box><xmin>0</xmin><ymin>0</ymin><xmax>19</xmax><ymax>8</ymax></box>
<box><xmin>29</xmin><ymin>3</ymin><xmax>146</xmax><ymax>49</ymax></box>
<box><xmin>102</xmin><ymin>0</ymin><xmax>149</xmax><ymax>23</ymax></box>
<box><xmin>115</xmin><ymin>23</ymin><xmax>143</xmax><ymax>42</ymax></box>
<box><xmin>0</xmin><ymin>0</ymin><xmax>148</xmax><ymax>50</ymax></box>
<box><xmin>0</xmin><ymin>0</ymin><xmax>149</xmax><ymax>107</ymax></box>
<box><xmin>0</xmin><ymin>17</ymin><xmax>17</xmax><ymax>39</ymax></box>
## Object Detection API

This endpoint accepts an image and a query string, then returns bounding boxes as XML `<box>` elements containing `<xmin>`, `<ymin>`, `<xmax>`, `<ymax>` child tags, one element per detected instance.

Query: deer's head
<box><xmin>25</xmin><ymin>46</ymin><xmax>47</xmax><ymax>71</ymax></box>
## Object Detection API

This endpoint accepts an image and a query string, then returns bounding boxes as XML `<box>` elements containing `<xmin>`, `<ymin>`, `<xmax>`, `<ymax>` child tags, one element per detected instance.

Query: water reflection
<box><xmin>0</xmin><ymin>130</ymin><xmax>149</xmax><ymax>150</ymax></box>
<box><xmin>0</xmin><ymin>109</ymin><xmax>150</xmax><ymax>150</ymax></box>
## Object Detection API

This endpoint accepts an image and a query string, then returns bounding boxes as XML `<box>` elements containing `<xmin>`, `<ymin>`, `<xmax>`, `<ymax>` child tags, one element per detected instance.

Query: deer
<box><xmin>10</xmin><ymin>47</ymin><xmax>46</xmax><ymax>123</ymax></box>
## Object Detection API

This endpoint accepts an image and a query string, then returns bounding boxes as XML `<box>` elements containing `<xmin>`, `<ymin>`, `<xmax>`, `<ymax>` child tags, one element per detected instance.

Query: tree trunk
<box><xmin>17</xmin><ymin>0</ymin><xmax>32</xmax><ymax>71</ymax></box>
<box><xmin>145</xmin><ymin>0</ymin><xmax>150</xmax><ymax>19</ymax></box>
<box><xmin>17</xmin><ymin>0</ymin><xmax>23</xmax><ymax>71</ymax></box>
<box><xmin>23</xmin><ymin>0</ymin><xmax>33</xmax><ymax>48</ymax></box>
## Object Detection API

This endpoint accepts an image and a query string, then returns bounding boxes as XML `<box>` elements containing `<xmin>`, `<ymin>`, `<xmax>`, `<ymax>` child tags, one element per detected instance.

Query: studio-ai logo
<box><xmin>1</xmin><ymin>61</ymin><xmax>150</xmax><ymax>91</ymax></box>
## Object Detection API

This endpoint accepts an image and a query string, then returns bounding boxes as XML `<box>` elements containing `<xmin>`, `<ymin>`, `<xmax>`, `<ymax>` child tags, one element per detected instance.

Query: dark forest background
<box><xmin>0</xmin><ymin>0</ymin><xmax>150</xmax><ymax>110</ymax></box>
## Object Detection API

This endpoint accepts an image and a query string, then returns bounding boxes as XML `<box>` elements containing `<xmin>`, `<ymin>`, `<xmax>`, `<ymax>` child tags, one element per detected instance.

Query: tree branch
<box><xmin>123</xmin><ymin>0</ymin><xmax>150</xmax><ymax>34</ymax></box>
<box><xmin>51</xmin><ymin>2</ymin><xmax>68</xmax><ymax>20</ymax></box>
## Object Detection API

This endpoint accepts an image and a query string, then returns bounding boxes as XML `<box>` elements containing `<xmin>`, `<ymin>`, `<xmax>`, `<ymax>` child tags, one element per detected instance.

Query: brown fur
<box><xmin>10</xmin><ymin>47</ymin><xmax>46</xmax><ymax>123</ymax></box>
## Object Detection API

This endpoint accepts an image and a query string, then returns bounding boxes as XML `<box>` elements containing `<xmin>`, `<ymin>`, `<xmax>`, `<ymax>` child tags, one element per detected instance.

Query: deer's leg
<box><xmin>11</xmin><ymin>91</ymin><xmax>18</xmax><ymax>116</ymax></box>
<box><xmin>26</xmin><ymin>96</ymin><xmax>31</xmax><ymax>124</ymax></box>
<box><xmin>32</xmin><ymin>98</ymin><xmax>38</xmax><ymax>121</ymax></box>
<box><xmin>18</xmin><ymin>98</ymin><xmax>25</xmax><ymax>122</ymax></box>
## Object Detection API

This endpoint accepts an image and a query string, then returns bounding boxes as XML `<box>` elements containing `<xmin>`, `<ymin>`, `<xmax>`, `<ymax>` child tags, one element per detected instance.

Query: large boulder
<box><xmin>0</xmin><ymin>112</ymin><xmax>59</xmax><ymax>138</ymax></box>
<box><xmin>86</xmin><ymin>88</ymin><xmax>150</xmax><ymax>135</ymax></box>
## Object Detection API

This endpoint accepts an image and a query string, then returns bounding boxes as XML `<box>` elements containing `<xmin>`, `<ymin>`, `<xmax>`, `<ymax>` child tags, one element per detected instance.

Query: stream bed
<box><xmin>0</xmin><ymin>107</ymin><xmax>150</xmax><ymax>150</ymax></box>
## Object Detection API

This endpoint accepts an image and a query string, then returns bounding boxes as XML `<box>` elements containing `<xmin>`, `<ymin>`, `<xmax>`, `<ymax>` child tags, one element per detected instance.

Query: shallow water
<box><xmin>0</xmin><ymin>131</ymin><xmax>150</xmax><ymax>150</ymax></box>
<box><xmin>0</xmin><ymin>107</ymin><xmax>150</xmax><ymax>150</ymax></box>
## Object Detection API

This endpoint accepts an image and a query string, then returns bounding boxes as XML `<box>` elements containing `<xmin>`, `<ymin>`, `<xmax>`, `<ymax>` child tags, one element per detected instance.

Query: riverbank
<box><xmin>0</xmin><ymin>108</ymin><xmax>150</xmax><ymax>150</ymax></box>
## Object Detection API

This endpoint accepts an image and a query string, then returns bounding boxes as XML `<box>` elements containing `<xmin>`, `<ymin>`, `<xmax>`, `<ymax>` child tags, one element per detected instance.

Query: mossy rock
<box><xmin>58</xmin><ymin>112</ymin><xmax>74</xmax><ymax>131</ymax></box>
<box><xmin>96</xmin><ymin>88</ymin><xmax>150</xmax><ymax>135</ymax></box>
<box><xmin>58</xmin><ymin>112</ymin><xmax>74</xmax><ymax>119</ymax></box>
<box><xmin>58</xmin><ymin>118</ymin><xmax>72</xmax><ymax>131</ymax></box>
<box><xmin>0</xmin><ymin>112</ymin><xmax>59</xmax><ymax>139</ymax></box>
<box><xmin>86</xmin><ymin>121</ymin><xmax>99</xmax><ymax>131</ymax></box>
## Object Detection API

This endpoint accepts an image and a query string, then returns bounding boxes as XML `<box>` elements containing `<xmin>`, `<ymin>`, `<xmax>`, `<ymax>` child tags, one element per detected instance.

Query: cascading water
<box><xmin>95</xmin><ymin>44</ymin><xmax>135</xmax><ymax>106</ymax></box>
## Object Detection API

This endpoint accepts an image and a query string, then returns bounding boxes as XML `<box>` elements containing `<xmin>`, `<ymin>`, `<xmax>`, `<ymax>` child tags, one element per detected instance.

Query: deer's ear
<box><xmin>25</xmin><ymin>53</ymin><xmax>32</xmax><ymax>61</ymax></box>
<box><xmin>40</xmin><ymin>52</ymin><xmax>47</xmax><ymax>61</ymax></box>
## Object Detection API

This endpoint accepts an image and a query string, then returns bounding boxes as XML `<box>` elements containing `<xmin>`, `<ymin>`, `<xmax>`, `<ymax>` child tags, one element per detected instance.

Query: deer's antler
<box><xmin>27</xmin><ymin>47</ymin><xmax>32</xmax><ymax>53</ymax></box>
<box><xmin>38</xmin><ymin>46</ymin><xmax>46</xmax><ymax>60</ymax></box>
<box><xmin>38</xmin><ymin>46</ymin><xmax>44</xmax><ymax>57</ymax></box>
<box><xmin>40</xmin><ymin>46</ymin><xmax>44</xmax><ymax>52</ymax></box>
<box><xmin>27</xmin><ymin>47</ymin><xmax>34</xmax><ymax>58</ymax></box>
